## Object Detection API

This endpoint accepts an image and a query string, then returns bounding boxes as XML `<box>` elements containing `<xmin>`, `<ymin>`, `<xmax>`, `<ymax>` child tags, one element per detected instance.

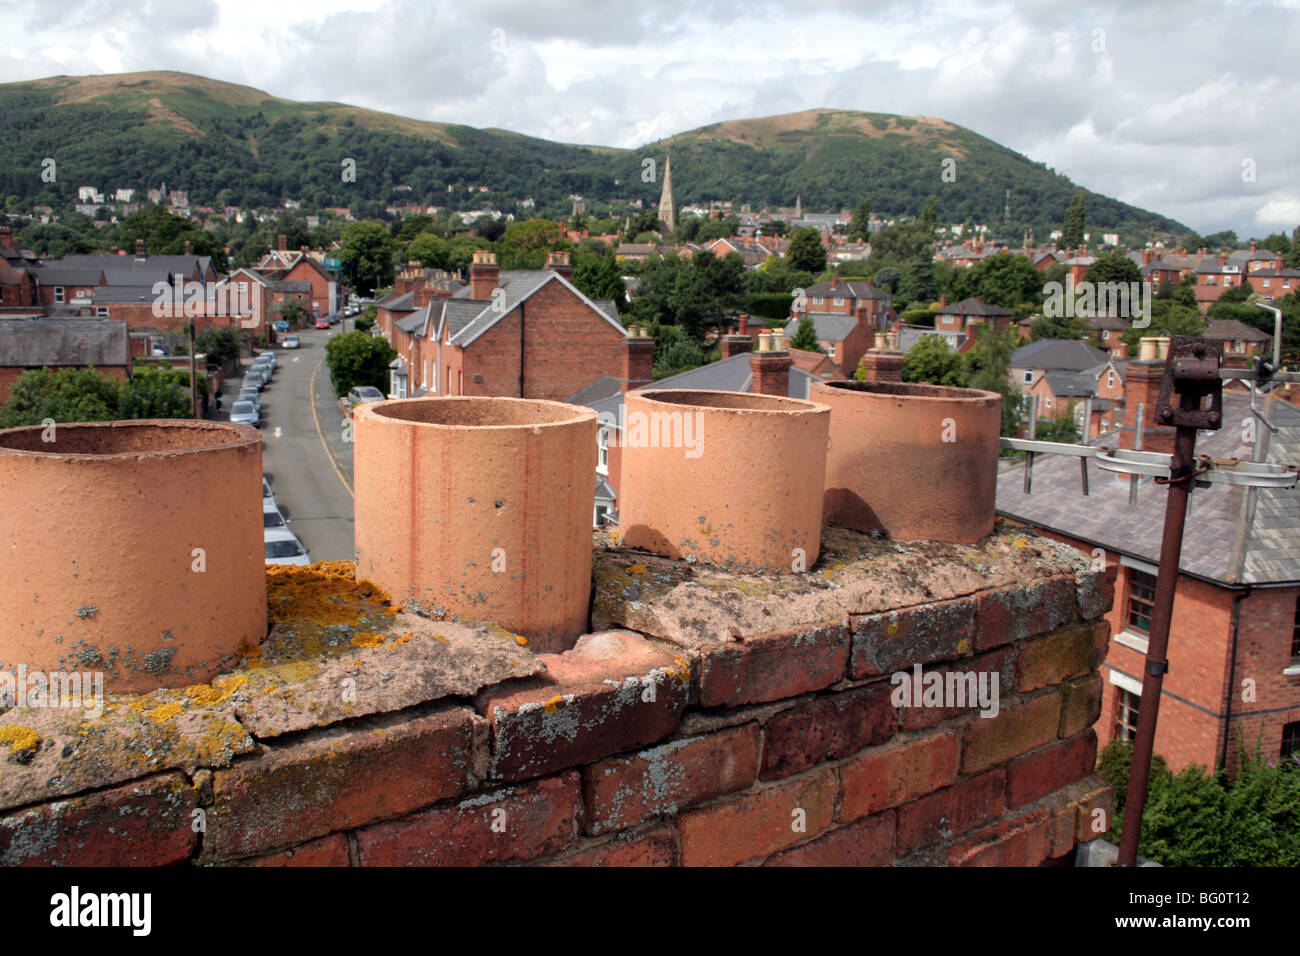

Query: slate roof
<box><xmin>567</xmin><ymin>374</ymin><xmax>623</xmax><ymax>406</ymax></box>
<box><xmin>447</xmin><ymin>271</ymin><xmax>624</xmax><ymax>346</ymax></box>
<box><xmin>937</xmin><ymin>296</ymin><xmax>1013</xmax><ymax>317</ymax></box>
<box><xmin>781</xmin><ymin>312</ymin><xmax>857</xmax><ymax>343</ymax></box>
<box><xmin>997</xmin><ymin>393</ymin><xmax>1300</xmax><ymax>585</ymax></box>
<box><xmin>90</xmin><ymin>285</ymin><xmax>159</xmax><ymax>304</ymax></box>
<box><xmin>1044</xmin><ymin>372</ymin><xmax>1096</xmax><ymax>397</ymax></box>
<box><xmin>40</xmin><ymin>255</ymin><xmax>215</xmax><ymax>283</ymax></box>
<box><xmin>1011</xmin><ymin>339</ymin><xmax>1110</xmax><ymax>371</ymax></box>
<box><xmin>377</xmin><ymin>290</ymin><xmax>416</xmax><ymax>312</ymax></box>
<box><xmin>1204</xmin><ymin>319</ymin><xmax>1272</xmax><ymax>342</ymax></box>
<box><xmin>802</xmin><ymin>279</ymin><xmax>890</xmax><ymax>300</ymax></box>
<box><xmin>33</xmin><ymin>267</ymin><xmax>106</xmax><ymax>286</ymax></box>
<box><xmin>0</xmin><ymin>319</ymin><xmax>129</xmax><ymax>368</ymax></box>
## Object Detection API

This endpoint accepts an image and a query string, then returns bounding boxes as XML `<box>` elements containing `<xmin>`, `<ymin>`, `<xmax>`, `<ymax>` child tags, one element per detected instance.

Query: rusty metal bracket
<box><xmin>1156</xmin><ymin>337</ymin><xmax>1223</xmax><ymax>430</ymax></box>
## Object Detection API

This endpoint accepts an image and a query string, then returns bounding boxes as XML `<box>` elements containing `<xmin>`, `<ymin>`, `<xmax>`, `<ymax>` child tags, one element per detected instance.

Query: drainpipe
<box><xmin>519</xmin><ymin>300</ymin><xmax>525</xmax><ymax>397</ymax></box>
<box><xmin>1220</xmin><ymin>589</ymin><xmax>1247</xmax><ymax>773</ymax></box>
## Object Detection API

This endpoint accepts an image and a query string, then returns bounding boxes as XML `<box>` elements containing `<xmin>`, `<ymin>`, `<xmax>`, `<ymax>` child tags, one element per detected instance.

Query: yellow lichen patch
<box><xmin>1013</xmin><ymin>538</ymin><xmax>1030</xmax><ymax>549</ymax></box>
<box><xmin>626</xmin><ymin>564</ymin><xmax>647</xmax><ymax>575</ymax></box>
<box><xmin>382</xmin><ymin>606</ymin><xmax>402</xmax><ymax>617</ymax></box>
<box><xmin>956</xmin><ymin>638</ymin><xmax>970</xmax><ymax>655</ymax></box>
<box><xmin>146</xmin><ymin>702</ymin><xmax>184</xmax><ymax>725</ymax></box>
<box><xmin>183</xmin><ymin>674</ymin><xmax>249</xmax><ymax>705</ymax></box>
<box><xmin>388</xmin><ymin>633</ymin><xmax>414</xmax><ymax>650</ymax></box>
<box><xmin>351</xmin><ymin>632</ymin><xmax>386</xmax><ymax>648</ymax></box>
<box><xmin>886</xmin><ymin>621</ymin><xmax>900</xmax><ymax>635</ymax></box>
<box><xmin>265</xmin><ymin>685</ymin><xmax>278</xmax><ymax>694</ymax></box>
<box><xmin>235</xmin><ymin>637</ymin><xmax>264</xmax><ymax>663</ymax></box>
<box><xmin>515</xmin><ymin>634</ymin><xmax>528</xmax><ymax>647</ymax></box>
<box><xmin>266</xmin><ymin>561</ymin><xmax>394</xmax><ymax>628</ymax></box>
<box><xmin>542</xmin><ymin>695</ymin><xmax>565</xmax><ymax>714</ymax></box>
<box><xmin>0</xmin><ymin>724</ymin><xmax>40</xmax><ymax>754</ymax></box>
<box><xmin>432</xmin><ymin>634</ymin><xmax>449</xmax><ymax>644</ymax></box>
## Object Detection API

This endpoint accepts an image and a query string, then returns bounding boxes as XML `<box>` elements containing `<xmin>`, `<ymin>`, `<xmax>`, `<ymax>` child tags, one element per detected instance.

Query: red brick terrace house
<box><xmin>998</xmin><ymin>357</ymin><xmax>1300</xmax><ymax>774</ymax></box>
<box><xmin>379</xmin><ymin>251</ymin><xmax>632</xmax><ymax>404</ymax></box>
<box><xmin>933</xmin><ymin>296</ymin><xmax>1014</xmax><ymax>353</ymax></box>
<box><xmin>257</xmin><ymin>237</ymin><xmax>339</xmax><ymax>316</ymax></box>
<box><xmin>783</xmin><ymin>277</ymin><xmax>892</xmax><ymax>377</ymax></box>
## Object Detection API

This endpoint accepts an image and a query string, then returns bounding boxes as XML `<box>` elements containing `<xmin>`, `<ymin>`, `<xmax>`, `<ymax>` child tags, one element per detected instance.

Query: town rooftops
<box><xmin>781</xmin><ymin>312</ymin><xmax>857</xmax><ymax>343</ymax></box>
<box><xmin>0</xmin><ymin>318</ymin><xmax>129</xmax><ymax>368</ymax></box>
<box><xmin>1043</xmin><ymin>372</ymin><xmax>1096</xmax><ymax>397</ymax></box>
<box><xmin>802</xmin><ymin>279</ymin><xmax>890</xmax><ymax>300</ymax></box>
<box><xmin>997</xmin><ymin>392</ymin><xmax>1300</xmax><ymax>585</ymax></box>
<box><xmin>1203</xmin><ymin>319</ymin><xmax>1272</xmax><ymax>342</ymax></box>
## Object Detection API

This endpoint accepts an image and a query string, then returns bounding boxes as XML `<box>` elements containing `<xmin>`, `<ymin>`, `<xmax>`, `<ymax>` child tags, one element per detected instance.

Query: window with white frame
<box><xmin>1023</xmin><ymin>370</ymin><xmax>1033</xmax><ymax>384</ymax></box>
<box><xmin>833</xmin><ymin>296</ymin><xmax>844</xmax><ymax>306</ymax></box>
<box><xmin>1101</xmin><ymin>330</ymin><xmax>1109</xmax><ymax>341</ymax></box>
<box><xmin>95</xmin><ymin>307</ymin><xmax>108</xmax><ymax>318</ymax></box>
<box><xmin>1107</xmin><ymin>371</ymin><xmax>1115</xmax><ymax>388</ymax></box>
<box><xmin>597</xmin><ymin>427</ymin><xmax>609</xmax><ymax>474</ymax></box>
<box><xmin>53</xmin><ymin>286</ymin><xmax>64</xmax><ymax>303</ymax></box>
<box><xmin>1114</xmin><ymin>688</ymin><xmax>1141</xmax><ymax>742</ymax></box>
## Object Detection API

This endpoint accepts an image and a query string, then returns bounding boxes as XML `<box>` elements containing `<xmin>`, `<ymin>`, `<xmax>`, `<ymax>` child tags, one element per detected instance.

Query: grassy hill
<box><xmin>0</xmin><ymin>72</ymin><xmax>1189</xmax><ymax>242</ymax></box>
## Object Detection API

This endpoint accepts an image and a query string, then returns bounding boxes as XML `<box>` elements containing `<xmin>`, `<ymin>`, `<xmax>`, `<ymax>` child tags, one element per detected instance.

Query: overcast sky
<box><xmin>6</xmin><ymin>0</ymin><xmax>1299</xmax><ymax>238</ymax></box>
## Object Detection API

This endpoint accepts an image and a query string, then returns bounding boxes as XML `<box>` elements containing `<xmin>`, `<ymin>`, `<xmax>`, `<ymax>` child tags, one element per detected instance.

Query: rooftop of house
<box><xmin>1012</xmin><ymin>339</ymin><xmax>1111</xmax><ymax>371</ymax></box>
<box><xmin>781</xmin><ymin>311</ymin><xmax>857</xmax><ymax>343</ymax></box>
<box><xmin>802</xmin><ymin>279</ymin><xmax>889</xmax><ymax>300</ymax></box>
<box><xmin>1043</xmin><ymin>372</ymin><xmax>1096</xmax><ymax>398</ymax></box>
<box><xmin>1203</xmin><ymin>319</ymin><xmax>1272</xmax><ymax>342</ymax></box>
<box><xmin>937</xmin><ymin>297</ymin><xmax>1014</xmax><ymax>318</ymax></box>
<box><xmin>997</xmin><ymin>391</ymin><xmax>1300</xmax><ymax>586</ymax></box>
<box><xmin>0</xmin><ymin>318</ymin><xmax>129</xmax><ymax>367</ymax></box>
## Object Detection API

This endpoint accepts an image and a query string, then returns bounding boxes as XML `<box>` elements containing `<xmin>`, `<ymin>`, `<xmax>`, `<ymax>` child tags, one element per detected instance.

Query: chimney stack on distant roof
<box><xmin>469</xmin><ymin>250</ymin><xmax>500</xmax><ymax>300</ymax></box>
<box><xmin>134</xmin><ymin>239</ymin><xmax>146</xmax><ymax>260</ymax></box>
<box><xmin>278</xmin><ymin>234</ymin><xmax>288</xmax><ymax>252</ymax></box>
<box><xmin>622</xmin><ymin>325</ymin><xmax>654</xmax><ymax>392</ymax></box>
<box><xmin>546</xmin><ymin>250</ymin><xmax>574</xmax><ymax>280</ymax></box>
<box><xmin>750</xmin><ymin>331</ymin><xmax>792</xmax><ymax>397</ymax></box>
<box><xmin>1120</xmin><ymin>338</ymin><xmax>1174</xmax><ymax>455</ymax></box>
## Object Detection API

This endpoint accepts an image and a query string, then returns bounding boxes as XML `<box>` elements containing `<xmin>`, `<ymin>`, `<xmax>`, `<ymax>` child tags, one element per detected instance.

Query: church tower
<box><xmin>657</xmin><ymin>155</ymin><xmax>676</xmax><ymax>234</ymax></box>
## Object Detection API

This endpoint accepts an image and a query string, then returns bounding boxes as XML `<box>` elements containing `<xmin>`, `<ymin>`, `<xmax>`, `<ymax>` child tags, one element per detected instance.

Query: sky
<box><xmin>5</xmin><ymin>0</ymin><xmax>1299</xmax><ymax>239</ymax></box>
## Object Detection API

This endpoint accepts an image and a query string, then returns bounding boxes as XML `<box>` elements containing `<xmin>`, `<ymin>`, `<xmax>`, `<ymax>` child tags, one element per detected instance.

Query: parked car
<box><xmin>327</xmin><ymin>313</ymin><xmax>341</xmax><ymax>326</ymax></box>
<box><xmin>242</xmin><ymin>372</ymin><xmax>265</xmax><ymax>392</ymax></box>
<box><xmin>263</xmin><ymin>498</ymin><xmax>287</xmax><ymax>531</ymax></box>
<box><xmin>252</xmin><ymin>355</ymin><xmax>274</xmax><ymax>378</ymax></box>
<box><xmin>282</xmin><ymin>334</ymin><xmax>301</xmax><ymax>349</ymax></box>
<box><xmin>264</xmin><ymin>528</ymin><xmax>310</xmax><ymax>566</ymax></box>
<box><xmin>262</xmin><ymin>476</ymin><xmax>274</xmax><ymax>500</ymax></box>
<box><xmin>150</xmin><ymin>344</ymin><xmax>170</xmax><ymax>357</ymax></box>
<box><xmin>229</xmin><ymin>400</ymin><xmax>260</xmax><ymax>427</ymax></box>
<box><xmin>238</xmin><ymin>389</ymin><xmax>262</xmax><ymax>416</ymax></box>
<box><xmin>258</xmin><ymin>351</ymin><xmax>278</xmax><ymax>371</ymax></box>
<box><xmin>273</xmin><ymin>319</ymin><xmax>291</xmax><ymax>333</ymax></box>
<box><xmin>314</xmin><ymin>316</ymin><xmax>330</xmax><ymax>329</ymax></box>
<box><xmin>346</xmin><ymin>386</ymin><xmax>385</xmax><ymax>412</ymax></box>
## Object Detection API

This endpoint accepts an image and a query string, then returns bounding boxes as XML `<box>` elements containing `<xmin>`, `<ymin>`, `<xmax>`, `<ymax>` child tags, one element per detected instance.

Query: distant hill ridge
<box><xmin>0</xmin><ymin>71</ymin><xmax>1190</xmax><ymax>241</ymax></box>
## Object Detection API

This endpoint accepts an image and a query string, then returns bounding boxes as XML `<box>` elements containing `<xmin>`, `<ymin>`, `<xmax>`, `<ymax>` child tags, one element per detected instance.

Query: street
<box><xmin>215</xmin><ymin>327</ymin><xmax>357</xmax><ymax>562</ymax></box>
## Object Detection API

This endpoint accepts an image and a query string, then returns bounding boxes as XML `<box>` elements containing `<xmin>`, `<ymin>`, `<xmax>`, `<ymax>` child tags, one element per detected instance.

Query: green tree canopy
<box><xmin>1062</xmin><ymin>192</ymin><xmax>1086</xmax><ymax>249</ymax></box>
<box><xmin>324</xmin><ymin>329</ymin><xmax>398</xmax><ymax>396</ymax></box>
<box><xmin>788</xmin><ymin>315</ymin><xmax>821</xmax><ymax>352</ymax></box>
<box><xmin>786</xmin><ymin>226</ymin><xmax>827</xmax><ymax>274</ymax></box>
<box><xmin>847</xmin><ymin>198</ymin><xmax>871</xmax><ymax>242</ymax></box>
<box><xmin>1083</xmin><ymin>251</ymin><xmax>1142</xmax><ymax>287</ymax></box>
<box><xmin>339</xmin><ymin>221</ymin><xmax>395</xmax><ymax>294</ymax></box>
<box><xmin>900</xmin><ymin>335</ymin><xmax>966</xmax><ymax>387</ymax></box>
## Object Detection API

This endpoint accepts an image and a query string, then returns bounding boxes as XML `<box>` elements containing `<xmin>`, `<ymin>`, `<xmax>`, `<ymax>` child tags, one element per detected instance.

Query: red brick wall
<box><xmin>0</xmin><ymin>551</ymin><xmax>1114</xmax><ymax>867</ymax></box>
<box><xmin>460</xmin><ymin>280</ymin><xmax>627</xmax><ymax>402</ymax></box>
<box><xmin>1225</xmin><ymin>586</ymin><xmax>1300</xmax><ymax>774</ymax></box>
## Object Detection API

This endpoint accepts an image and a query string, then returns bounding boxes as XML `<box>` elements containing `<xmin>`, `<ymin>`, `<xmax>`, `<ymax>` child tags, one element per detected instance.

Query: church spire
<box><xmin>658</xmin><ymin>154</ymin><xmax>676</xmax><ymax>234</ymax></box>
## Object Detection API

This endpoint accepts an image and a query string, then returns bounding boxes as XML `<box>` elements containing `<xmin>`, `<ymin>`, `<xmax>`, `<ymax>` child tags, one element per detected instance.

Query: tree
<box><xmin>115</xmin><ymin>205</ymin><xmax>228</xmax><ymax>271</ymax></box>
<box><xmin>874</xmin><ymin>267</ymin><xmax>902</xmax><ymax>295</ymax></box>
<box><xmin>896</xmin><ymin>261</ymin><xmax>940</xmax><ymax>310</ymax></box>
<box><xmin>1083</xmin><ymin>251</ymin><xmax>1142</xmax><ymax>288</ymax></box>
<box><xmin>572</xmin><ymin>249</ymin><xmax>628</xmax><ymax>313</ymax></box>
<box><xmin>406</xmin><ymin>233</ymin><xmax>448</xmax><ymax>270</ymax></box>
<box><xmin>787</xmin><ymin>226</ymin><xmax>827</xmax><ymax>274</ymax></box>
<box><xmin>1062</xmin><ymin>192</ymin><xmax>1086</xmax><ymax>250</ymax></box>
<box><xmin>339</xmin><ymin>221</ymin><xmax>395</xmax><ymax>295</ymax></box>
<box><xmin>1030</xmin><ymin>313</ymin><xmax>1088</xmax><ymax>341</ymax></box>
<box><xmin>324</xmin><ymin>330</ymin><xmax>397</xmax><ymax>396</ymax></box>
<box><xmin>195</xmin><ymin>327</ymin><xmax>243</xmax><ymax>372</ymax></box>
<box><xmin>1217</xmin><ymin>278</ymin><xmax>1254</xmax><ymax>304</ymax></box>
<box><xmin>965</xmin><ymin>252</ymin><xmax>1042</xmax><ymax>311</ymax></box>
<box><xmin>117</xmin><ymin>367</ymin><xmax>193</xmax><ymax>419</ymax></box>
<box><xmin>788</xmin><ymin>316</ymin><xmax>821</xmax><ymax>352</ymax></box>
<box><xmin>848</xmin><ymin>198</ymin><xmax>871</xmax><ymax>242</ymax></box>
<box><xmin>650</xmin><ymin>323</ymin><xmax>711</xmax><ymax>378</ymax></box>
<box><xmin>964</xmin><ymin>325</ymin><xmax>1024</xmax><ymax>437</ymax></box>
<box><xmin>0</xmin><ymin>367</ymin><xmax>121</xmax><ymax>427</ymax></box>
<box><xmin>900</xmin><ymin>336</ymin><xmax>966</xmax><ymax>388</ymax></box>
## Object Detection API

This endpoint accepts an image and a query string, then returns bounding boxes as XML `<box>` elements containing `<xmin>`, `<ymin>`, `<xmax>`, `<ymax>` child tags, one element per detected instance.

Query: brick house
<box><xmin>1202</xmin><ymin>319</ymin><xmax>1273</xmax><ymax>360</ymax></box>
<box><xmin>257</xmin><ymin>238</ymin><xmax>339</xmax><ymax>316</ymax></box>
<box><xmin>783</xmin><ymin>277</ymin><xmax>891</xmax><ymax>377</ymax></box>
<box><xmin>998</xmin><ymin>362</ymin><xmax>1300</xmax><ymax>774</ymax></box>
<box><xmin>380</xmin><ymin>251</ymin><xmax>630</xmax><ymax>404</ymax></box>
<box><xmin>933</xmin><ymin>296</ymin><xmax>1013</xmax><ymax>352</ymax></box>
<box><xmin>0</xmin><ymin>319</ymin><xmax>131</xmax><ymax>404</ymax></box>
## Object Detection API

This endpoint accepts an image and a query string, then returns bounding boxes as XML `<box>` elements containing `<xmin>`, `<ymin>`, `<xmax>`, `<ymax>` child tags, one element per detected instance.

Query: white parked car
<box><xmin>229</xmin><ymin>400</ymin><xmax>260</xmax><ymax>427</ymax></box>
<box><xmin>264</xmin><ymin>528</ymin><xmax>310</xmax><ymax>566</ymax></box>
<box><xmin>282</xmin><ymin>334</ymin><xmax>300</xmax><ymax>349</ymax></box>
<box><xmin>258</xmin><ymin>351</ymin><xmax>278</xmax><ymax>371</ymax></box>
<box><xmin>346</xmin><ymin>386</ymin><xmax>385</xmax><ymax>411</ymax></box>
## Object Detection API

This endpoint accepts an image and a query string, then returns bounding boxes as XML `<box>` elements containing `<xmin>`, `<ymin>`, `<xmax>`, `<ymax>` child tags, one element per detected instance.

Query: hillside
<box><xmin>0</xmin><ymin>71</ymin><xmax>1190</xmax><ymax>241</ymax></box>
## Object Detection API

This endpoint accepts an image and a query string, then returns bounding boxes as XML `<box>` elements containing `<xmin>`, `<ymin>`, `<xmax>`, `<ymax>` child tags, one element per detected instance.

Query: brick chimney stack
<box><xmin>750</xmin><ymin>331</ymin><xmax>792</xmax><ymax>397</ymax></box>
<box><xmin>546</xmin><ymin>250</ymin><xmax>574</xmax><ymax>280</ymax></box>
<box><xmin>622</xmin><ymin>325</ymin><xmax>654</xmax><ymax>392</ymax></box>
<box><xmin>278</xmin><ymin>234</ymin><xmax>288</xmax><ymax>253</ymax></box>
<box><xmin>134</xmin><ymin>239</ymin><xmax>146</xmax><ymax>260</ymax></box>
<box><xmin>857</xmin><ymin>334</ymin><xmax>905</xmax><ymax>383</ymax></box>
<box><xmin>183</xmin><ymin>240</ymin><xmax>193</xmax><ymax>255</ymax></box>
<box><xmin>738</xmin><ymin>314</ymin><xmax>750</xmax><ymax>336</ymax></box>
<box><xmin>1119</xmin><ymin>338</ymin><xmax>1175</xmax><ymax>455</ymax></box>
<box><xmin>0</xmin><ymin>226</ymin><xmax>11</xmax><ymax>250</ymax></box>
<box><xmin>720</xmin><ymin>329</ymin><xmax>754</xmax><ymax>360</ymax></box>
<box><xmin>469</xmin><ymin>250</ymin><xmax>500</xmax><ymax>300</ymax></box>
